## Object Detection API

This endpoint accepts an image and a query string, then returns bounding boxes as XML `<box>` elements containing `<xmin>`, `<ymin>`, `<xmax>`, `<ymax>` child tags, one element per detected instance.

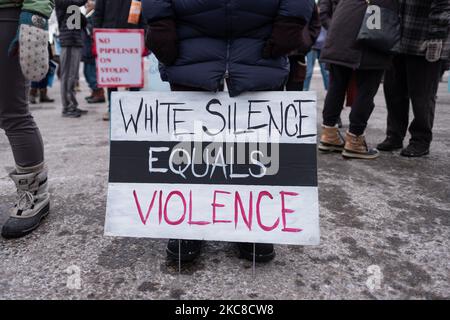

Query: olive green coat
<box><xmin>0</xmin><ymin>0</ymin><xmax>54</xmax><ymax>18</ymax></box>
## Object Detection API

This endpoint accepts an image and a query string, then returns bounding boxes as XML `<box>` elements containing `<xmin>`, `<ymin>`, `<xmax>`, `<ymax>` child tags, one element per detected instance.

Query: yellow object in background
<box><xmin>128</xmin><ymin>0</ymin><xmax>142</xmax><ymax>25</ymax></box>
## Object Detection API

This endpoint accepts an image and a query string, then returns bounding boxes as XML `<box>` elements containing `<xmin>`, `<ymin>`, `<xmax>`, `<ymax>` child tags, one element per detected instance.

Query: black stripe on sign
<box><xmin>109</xmin><ymin>141</ymin><xmax>317</xmax><ymax>187</ymax></box>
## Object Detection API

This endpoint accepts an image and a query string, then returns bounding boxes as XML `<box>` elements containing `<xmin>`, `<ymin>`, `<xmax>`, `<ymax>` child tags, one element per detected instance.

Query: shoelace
<box><xmin>16</xmin><ymin>190</ymin><xmax>35</xmax><ymax>211</ymax></box>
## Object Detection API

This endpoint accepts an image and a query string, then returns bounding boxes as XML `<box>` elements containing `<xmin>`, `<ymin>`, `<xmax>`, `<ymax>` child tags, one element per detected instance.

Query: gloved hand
<box><xmin>146</xmin><ymin>18</ymin><xmax>178</xmax><ymax>65</ymax></box>
<box><xmin>8</xmin><ymin>11</ymin><xmax>49</xmax><ymax>82</ymax></box>
<box><xmin>421</xmin><ymin>39</ymin><xmax>443</xmax><ymax>63</ymax></box>
<box><xmin>263</xmin><ymin>15</ymin><xmax>306</xmax><ymax>59</ymax></box>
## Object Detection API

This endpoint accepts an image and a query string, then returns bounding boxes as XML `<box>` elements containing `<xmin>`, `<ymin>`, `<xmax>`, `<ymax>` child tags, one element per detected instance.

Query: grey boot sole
<box><xmin>319</xmin><ymin>142</ymin><xmax>344</xmax><ymax>153</ymax></box>
<box><xmin>1</xmin><ymin>203</ymin><xmax>50</xmax><ymax>239</ymax></box>
<box><xmin>342</xmin><ymin>149</ymin><xmax>380</xmax><ymax>160</ymax></box>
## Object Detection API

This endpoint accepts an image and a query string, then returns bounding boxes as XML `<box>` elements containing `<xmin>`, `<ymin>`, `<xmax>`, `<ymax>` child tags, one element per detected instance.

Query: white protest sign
<box><xmin>105</xmin><ymin>91</ymin><xmax>320</xmax><ymax>245</ymax></box>
<box><xmin>94</xmin><ymin>28</ymin><xmax>144</xmax><ymax>88</ymax></box>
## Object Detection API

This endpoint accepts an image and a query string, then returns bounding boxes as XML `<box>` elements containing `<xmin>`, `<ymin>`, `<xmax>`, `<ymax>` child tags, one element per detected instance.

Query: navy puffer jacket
<box><xmin>143</xmin><ymin>0</ymin><xmax>315</xmax><ymax>96</ymax></box>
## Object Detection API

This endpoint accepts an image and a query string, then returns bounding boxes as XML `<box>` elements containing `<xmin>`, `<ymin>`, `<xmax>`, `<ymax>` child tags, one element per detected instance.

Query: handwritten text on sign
<box><xmin>105</xmin><ymin>92</ymin><xmax>320</xmax><ymax>245</ymax></box>
<box><xmin>94</xmin><ymin>29</ymin><xmax>144</xmax><ymax>88</ymax></box>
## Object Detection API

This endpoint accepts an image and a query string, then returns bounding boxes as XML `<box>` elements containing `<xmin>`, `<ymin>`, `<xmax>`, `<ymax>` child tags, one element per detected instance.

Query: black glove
<box><xmin>263</xmin><ymin>15</ymin><xmax>307</xmax><ymax>59</ymax></box>
<box><xmin>146</xmin><ymin>18</ymin><xmax>178</xmax><ymax>65</ymax></box>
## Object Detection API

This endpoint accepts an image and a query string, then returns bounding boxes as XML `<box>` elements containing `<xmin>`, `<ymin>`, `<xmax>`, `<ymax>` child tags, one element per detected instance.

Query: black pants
<box><xmin>0</xmin><ymin>8</ymin><xmax>44</xmax><ymax>168</ymax></box>
<box><xmin>384</xmin><ymin>54</ymin><xmax>442</xmax><ymax>147</ymax></box>
<box><xmin>286</xmin><ymin>55</ymin><xmax>306</xmax><ymax>91</ymax></box>
<box><xmin>323</xmin><ymin>64</ymin><xmax>384</xmax><ymax>136</ymax></box>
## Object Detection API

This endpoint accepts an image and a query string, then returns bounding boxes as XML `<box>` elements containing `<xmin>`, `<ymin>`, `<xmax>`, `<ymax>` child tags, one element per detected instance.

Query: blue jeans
<box><xmin>303</xmin><ymin>49</ymin><xmax>329</xmax><ymax>91</ymax></box>
<box><xmin>83</xmin><ymin>62</ymin><xmax>98</xmax><ymax>91</ymax></box>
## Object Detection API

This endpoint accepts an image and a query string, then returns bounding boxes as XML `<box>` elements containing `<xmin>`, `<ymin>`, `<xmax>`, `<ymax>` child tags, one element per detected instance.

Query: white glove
<box><xmin>421</xmin><ymin>39</ymin><xmax>443</xmax><ymax>63</ymax></box>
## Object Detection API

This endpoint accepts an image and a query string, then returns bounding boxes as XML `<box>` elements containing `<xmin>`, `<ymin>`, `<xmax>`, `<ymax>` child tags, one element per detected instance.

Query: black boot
<box><xmin>377</xmin><ymin>136</ymin><xmax>403</xmax><ymax>151</ymax></box>
<box><xmin>39</xmin><ymin>89</ymin><xmax>54</xmax><ymax>103</ymax></box>
<box><xmin>400</xmin><ymin>144</ymin><xmax>430</xmax><ymax>157</ymax></box>
<box><xmin>238</xmin><ymin>243</ymin><xmax>275</xmax><ymax>263</ymax></box>
<box><xmin>62</xmin><ymin>107</ymin><xmax>82</xmax><ymax>118</ymax></box>
<box><xmin>85</xmin><ymin>91</ymin><xmax>94</xmax><ymax>101</ymax></box>
<box><xmin>166</xmin><ymin>239</ymin><xmax>202</xmax><ymax>262</ymax></box>
<box><xmin>75</xmin><ymin>107</ymin><xmax>88</xmax><ymax>114</ymax></box>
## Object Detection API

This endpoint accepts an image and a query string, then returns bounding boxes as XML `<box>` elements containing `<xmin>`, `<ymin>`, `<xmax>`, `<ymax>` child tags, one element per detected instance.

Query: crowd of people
<box><xmin>0</xmin><ymin>0</ymin><xmax>449</xmax><ymax>263</ymax></box>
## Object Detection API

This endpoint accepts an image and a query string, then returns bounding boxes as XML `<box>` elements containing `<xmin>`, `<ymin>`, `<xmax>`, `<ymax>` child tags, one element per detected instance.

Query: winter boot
<box><xmin>400</xmin><ymin>143</ymin><xmax>430</xmax><ymax>158</ymax></box>
<box><xmin>85</xmin><ymin>91</ymin><xmax>94</xmax><ymax>101</ymax></box>
<box><xmin>319</xmin><ymin>125</ymin><xmax>345</xmax><ymax>152</ymax></box>
<box><xmin>238</xmin><ymin>243</ymin><xmax>276</xmax><ymax>263</ymax></box>
<box><xmin>29</xmin><ymin>88</ymin><xmax>38</xmax><ymax>104</ymax></box>
<box><xmin>1</xmin><ymin>164</ymin><xmax>50</xmax><ymax>239</ymax></box>
<box><xmin>377</xmin><ymin>136</ymin><xmax>403</xmax><ymax>151</ymax></box>
<box><xmin>166</xmin><ymin>239</ymin><xmax>202</xmax><ymax>262</ymax></box>
<box><xmin>342</xmin><ymin>132</ymin><xmax>379</xmax><ymax>160</ymax></box>
<box><xmin>75</xmin><ymin>107</ymin><xmax>88</xmax><ymax>114</ymax></box>
<box><xmin>39</xmin><ymin>88</ymin><xmax>54</xmax><ymax>103</ymax></box>
<box><xmin>62</xmin><ymin>106</ymin><xmax>82</xmax><ymax>118</ymax></box>
<box><xmin>87</xmin><ymin>89</ymin><xmax>106</xmax><ymax>104</ymax></box>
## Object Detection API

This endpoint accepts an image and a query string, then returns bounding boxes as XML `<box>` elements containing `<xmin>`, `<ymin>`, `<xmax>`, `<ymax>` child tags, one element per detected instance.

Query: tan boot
<box><xmin>319</xmin><ymin>125</ymin><xmax>345</xmax><ymax>152</ymax></box>
<box><xmin>87</xmin><ymin>89</ymin><xmax>106</xmax><ymax>103</ymax></box>
<box><xmin>342</xmin><ymin>132</ymin><xmax>379</xmax><ymax>159</ymax></box>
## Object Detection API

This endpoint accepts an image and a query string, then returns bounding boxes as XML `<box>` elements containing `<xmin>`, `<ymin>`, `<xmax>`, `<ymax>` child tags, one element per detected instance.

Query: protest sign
<box><xmin>94</xmin><ymin>29</ymin><xmax>144</xmax><ymax>88</ymax></box>
<box><xmin>105</xmin><ymin>92</ymin><xmax>320</xmax><ymax>245</ymax></box>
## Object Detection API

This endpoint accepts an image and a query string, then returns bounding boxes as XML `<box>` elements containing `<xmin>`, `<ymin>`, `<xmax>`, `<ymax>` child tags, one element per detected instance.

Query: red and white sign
<box><xmin>94</xmin><ymin>28</ymin><xmax>144</xmax><ymax>88</ymax></box>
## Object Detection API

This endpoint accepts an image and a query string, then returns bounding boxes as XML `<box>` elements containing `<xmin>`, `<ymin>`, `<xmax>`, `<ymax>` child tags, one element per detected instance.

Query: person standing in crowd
<box><xmin>82</xmin><ymin>0</ymin><xmax>105</xmax><ymax>104</ymax></box>
<box><xmin>318</xmin><ymin>0</ymin><xmax>342</xmax><ymax>126</ymax></box>
<box><xmin>378</xmin><ymin>0</ymin><xmax>450</xmax><ymax>157</ymax></box>
<box><xmin>55</xmin><ymin>0</ymin><xmax>88</xmax><ymax>118</ymax></box>
<box><xmin>318</xmin><ymin>0</ymin><xmax>338</xmax><ymax>30</ymax></box>
<box><xmin>94</xmin><ymin>0</ymin><xmax>145</xmax><ymax>121</ymax></box>
<box><xmin>303</xmin><ymin>26</ymin><xmax>329</xmax><ymax>91</ymax></box>
<box><xmin>318</xmin><ymin>0</ymin><xmax>398</xmax><ymax>160</ymax></box>
<box><xmin>285</xmin><ymin>3</ymin><xmax>321</xmax><ymax>91</ymax></box>
<box><xmin>142</xmin><ymin>0</ymin><xmax>315</xmax><ymax>263</ymax></box>
<box><xmin>0</xmin><ymin>0</ymin><xmax>54</xmax><ymax>238</ymax></box>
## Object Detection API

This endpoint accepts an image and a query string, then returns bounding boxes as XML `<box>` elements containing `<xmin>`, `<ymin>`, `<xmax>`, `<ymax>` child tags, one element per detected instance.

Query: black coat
<box><xmin>320</xmin><ymin>0</ymin><xmax>398</xmax><ymax>70</ymax></box>
<box><xmin>142</xmin><ymin>0</ymin><xmax>315</xmax><ymax>96</ymax></box>
<box><xmin>56</xmin><ymin>0</ymin><xmax>87</xmax><ymax>47</ymax></box>
<box><xmin>318</xmin><ymin>0</ymin><xmax>339</xmax><ymax>30</ymax></box>
<box><xmin>93</xmin><ymin>0</ymin><xmax>144</xmax><ymax>29</ymax></box>
<box><xmin>82</xmin><ymin>13</ymin><xmax>95</xmax><ymax>63</ymax></box>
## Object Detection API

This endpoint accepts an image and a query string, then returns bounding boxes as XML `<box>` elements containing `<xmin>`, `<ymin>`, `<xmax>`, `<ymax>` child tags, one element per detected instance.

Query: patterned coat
<box><xmin>396</xmin><ymin>0</ymin><xmax>450</xmax><ymax>60</ymax></box>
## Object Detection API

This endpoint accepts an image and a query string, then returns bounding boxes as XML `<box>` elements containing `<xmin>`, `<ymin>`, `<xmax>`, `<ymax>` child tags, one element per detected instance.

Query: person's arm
<box><xmin>422</xmin><ymin>0</ymin><xmax>450</xmax><ymax>62</ymax></box>
<box><xmin>318</xmin><ymin>0</ymin><xmax>333</xmax><ymax>30</ymax></box>
<box><xmin>263</xmin><ymin>0</ymin><xmax>315</xmax><ymax>59</ymax></box>
<box><xmin>429</xmin><ymin>0</ymin><xmax>450</xmax><ymax>39</ymax></box>
<box><xmin>307</xmin><ymin>5</ymin><xmax>322</xmax><ymax>49</ymax></box>
<box><xmin>142</xmin><ymin>0</ymin><xmax>177</xmax><ymax>65</ymax></box>
<box><xmin>93</xmin><ymin>0</ymin><xmax>105</xmax><ymax>28</ymax></box>
<box><xmin>22</xmin><ymin>0</ymin><xmax>55</xmax><ymax>18</ymax></box>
